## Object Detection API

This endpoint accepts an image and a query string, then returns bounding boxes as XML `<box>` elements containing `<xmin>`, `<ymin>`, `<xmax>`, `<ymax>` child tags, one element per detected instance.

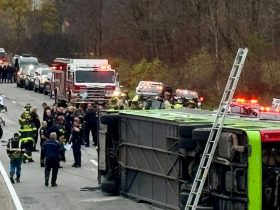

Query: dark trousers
<box><xmin>72</xmin><ymin>143</ymin><xmax>81</xmax><ymax>166</ymax></box>
<box><xmin>84</xmin><ymin>124</ymin><xmax>98</xmax><ymax>146</ymax></box>
<box><xmin>33</xmin><ymin>131</ymin><xmax>38</xmax><ymax>150</ymax></box>
<box><xmin>10</xmin><ymin>158</ymin><xmax>22</xmax><ymax>178</ymax></box>
<box><xmin>40</xmin><ymin>147</ymin><xmax>45</xmax><ymax>165</ymax></box>
<box><xmin>23</xmin><ymin>141</ymin><xmax>33</xmax><ymax>160</ymax></box>
<box><xmin>45</xmin><ymin>158</ymin><xmax>59</xmax><ymax>184</ymax></box>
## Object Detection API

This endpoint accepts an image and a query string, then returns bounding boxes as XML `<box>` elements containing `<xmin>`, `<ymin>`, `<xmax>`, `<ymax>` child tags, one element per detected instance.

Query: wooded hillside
<box><xmin>0</xmin><ymin>0</ymin><xmax>279</xmax><ymax>105</ymax></box>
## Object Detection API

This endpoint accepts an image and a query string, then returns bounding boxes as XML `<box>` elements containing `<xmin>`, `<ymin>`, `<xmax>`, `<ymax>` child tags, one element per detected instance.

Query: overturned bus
<box><xmin>98</xmin><ymin>109</ymin><xmax>280</xmax><ymax>210</ymax></box>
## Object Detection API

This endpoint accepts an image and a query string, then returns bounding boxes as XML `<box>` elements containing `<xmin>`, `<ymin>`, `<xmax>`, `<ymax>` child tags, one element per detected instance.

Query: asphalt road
<box><xmin>0</xmin><ymin>84</ymin><xmax>161</xmax><ymax>210</ymax></box>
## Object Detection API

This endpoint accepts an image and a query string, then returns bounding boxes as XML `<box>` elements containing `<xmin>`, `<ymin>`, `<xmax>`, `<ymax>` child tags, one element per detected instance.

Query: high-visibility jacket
<box><xmin>19</xmin><ymin>124</ymin><xmax>37</xmax><ymax>143</ymax></box>
<box><xmin>6</xmin><ymin>138</ymin><xmax>25</xmax><ymax>160</ymax></box>
<box><xmin>19</xmin><ymin>111</ymin><xmax>31</xmax><ymax>126</ymax></box>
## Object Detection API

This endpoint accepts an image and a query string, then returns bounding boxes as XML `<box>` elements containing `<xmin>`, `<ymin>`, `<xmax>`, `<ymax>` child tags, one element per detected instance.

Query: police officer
<box><xmin>39</xmin><ymin>121</ymin><xmax>48</xmax><ymax>167</ymax></box>
<box><xmin>64</xmin><ymin>106</ymin><xmax>75</xmax><ymax>143</ymax></box>
<box><xmin>6</xmin><ymin>133</ymin><xmax>25</xmax><ymax>183</ymax></box>
<box><xmin>42</xmin><ymin>132</ymin><xmax>61</xmax><ymax>187</ymax></box>
<box><xmin>70</xmin><ymin>121</ymin><xmax>82</xmax><ymax>167</ymax></box>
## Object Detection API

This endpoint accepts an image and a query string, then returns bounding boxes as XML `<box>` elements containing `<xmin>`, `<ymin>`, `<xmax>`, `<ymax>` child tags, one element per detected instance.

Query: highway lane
<box><xmin>0</xmin><ymin>84</ymin><xmax>161</xmax><ymax>210</ymax></box>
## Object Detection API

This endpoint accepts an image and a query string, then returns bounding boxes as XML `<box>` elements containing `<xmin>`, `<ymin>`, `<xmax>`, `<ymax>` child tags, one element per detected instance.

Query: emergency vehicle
<box><xmin>0</xmin><ymin>48</ymin><xmax>7</xmax><ymax>65</ymax></box>
<box><xmin>49</xmin><ymin>58</ymin><xmax>119</xmax><ymax>104</ymax></box>
<box><xmin>229</xmin><ymin>97</ymin><xmax>280</xmax><ymax>120</ymax></box>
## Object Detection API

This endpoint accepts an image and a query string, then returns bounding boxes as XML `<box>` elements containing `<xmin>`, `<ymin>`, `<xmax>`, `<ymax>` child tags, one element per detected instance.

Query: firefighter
<box><xmin>19</xmin><ymin>103</ymin><xmax>31</xmax><ymax>126</ymax></box>
<box><xmin>6</xmin><ymin>133</ymin><xmax>25</xmax><ymax>183</ymax></box>
<box><xmin>56</xmin><ymin>115</ymin><xmax>66</xmax><ymax>164</ymax></box>
<box><xmin>19</xmin><ymin>121</ymin><xmax>36</xmax><ymax>163</ymax></box>
<box><xmin>19</xmin><ymin>104</ymin><xmax>37</xmax><ymax>163</ymax></box>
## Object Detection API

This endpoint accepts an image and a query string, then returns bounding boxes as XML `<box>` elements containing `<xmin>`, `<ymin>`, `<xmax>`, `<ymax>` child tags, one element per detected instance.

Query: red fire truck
<box><xmin>48</xmin><ymin>58</ymin><xmax>119</xmax><ymax>104</ymax></box>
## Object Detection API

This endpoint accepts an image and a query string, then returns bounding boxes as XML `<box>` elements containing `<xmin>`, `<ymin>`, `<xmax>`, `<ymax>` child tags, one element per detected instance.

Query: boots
<box><xmin>10</xmin><ymin>176</ymin><xmax>15</xmax><ymax>184</ymax></box>
<box><xmin>15</xmin><ymin>176</ymin><xmax>20</xmax><ymax>183</ymax></box>
<box><xmin>45</xmin><ymin>177</ymin><xmax>49</xmax><ymax>187</ymax></box>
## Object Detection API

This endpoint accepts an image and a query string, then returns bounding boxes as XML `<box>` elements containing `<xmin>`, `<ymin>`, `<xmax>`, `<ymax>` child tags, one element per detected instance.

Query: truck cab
<box><xmin>49</xmin><ymin>58</ymin><xmax>118</xmax><ymax>104</ymax></box>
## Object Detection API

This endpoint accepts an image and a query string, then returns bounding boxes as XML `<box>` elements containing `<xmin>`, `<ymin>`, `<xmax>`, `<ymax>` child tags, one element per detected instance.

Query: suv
<box><xmin>16</xmin><ymin>55</ymin><xmax>39</xmax><ymax>87</ymax></box>
<box><xmin>34</xmin><ymin>65</ymin><xmax>51</xmax><ymax>93</ymax></box>
<box><xmin>135</xmin><ymin>81</ymin><xmax>164</xmax><ymax>97</ymax></box>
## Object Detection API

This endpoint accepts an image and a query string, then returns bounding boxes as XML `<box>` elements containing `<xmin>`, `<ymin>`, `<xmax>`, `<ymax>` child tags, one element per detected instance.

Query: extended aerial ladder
<box><xmin>185</xmin><ymin>48</ymin><xmax>248</xmax><ymax>210</ymax></box>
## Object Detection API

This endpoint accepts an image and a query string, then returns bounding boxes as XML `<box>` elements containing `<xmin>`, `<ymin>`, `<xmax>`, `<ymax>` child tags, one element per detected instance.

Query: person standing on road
<box><xmin>84</xmin><ymin>104</ymin><xmax>99</xmax><ymax>147</ymax></box>
<box><xmin>6</xmin><ymin>133</ymin><xmax>25</xmax><ymax>183</ymax></box>
<box><xmin>42</xmin><ymin>132</ymin><xmax>61</xmax><ymax>187</ymax></box>
<box><xmin>44</xmin><ymin>109</ymin><xmax>53</xmax><ymax>129</ymax></box>
<box><xmin>70</xmin><ymin>121</ymin><xmax>82</xmax><ymax>168</ymax></box>
<box><xmin>30</xmin><ymin>107</ymin><xmax>41</xmax><ymax>151</ymax></box>
<box><xmin>64</xmin><ymin>106</ymin><xmax>75</xmax><ymax>143</ymax></box>
<box><xmin>39</xmin><ymin>121</ymin><xmax>48</xmax><ymax>167</ymax></box>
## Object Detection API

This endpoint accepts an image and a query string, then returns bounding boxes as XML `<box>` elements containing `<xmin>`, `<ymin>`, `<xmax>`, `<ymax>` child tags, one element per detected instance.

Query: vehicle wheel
<box><xmin>43</xmin><ymin>86</ymin><xmax>48</xmax><ymax>95</ymax></box>
<box><xmin>178</xmin><ymin>138</ymin><xmax>197</xmax><ymax>151</ymax></box>
<box><xmin>100</xmin><ymin>175</ymin><xmax>119</xmax><ymax>195</ymax></box>
<box><xmin>29</xmin><ymin>84</ymin><xmax>33</xmax><ymax>90</ymax></box>
<box><xmin>100</xmin><ymin>115</ymin><xmax>119</xmax><ymax>125</ymax></box>
<box><xmin>34</xmin><ymin>84</ymin><xmax>38</xmax><ymax>92</ymax></box>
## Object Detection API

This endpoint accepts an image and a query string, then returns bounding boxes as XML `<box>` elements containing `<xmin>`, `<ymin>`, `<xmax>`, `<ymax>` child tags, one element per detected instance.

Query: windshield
<box><xmin>41</xmin><ymin>69</ymin><xmax>51</xmax><ymax>75</ymax></box>
<box><xmin>20</xmin><ymin>60</ymin><xmax>39</xmax><ymax>67</ymax></box>
<box><xmin>0</xmin><ymin>52</ymin><xmax>5</xmax><ymax>59</ymax></box>
<box><xmin>20</xmin><ymin>67</ymin><xmax>29</xmax><ymax>74</ymax></box>
<box><xmin>75</xmin><ymin>71</ymin><xmax>115</xmax><ymax>83</ymax></box>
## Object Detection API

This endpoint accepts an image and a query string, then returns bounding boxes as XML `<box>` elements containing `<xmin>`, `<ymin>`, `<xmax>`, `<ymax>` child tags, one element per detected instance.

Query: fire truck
<box><xmin>48</xmin><ymin>58</ymin><xmax>119</xmax><ymax>104</ymax></box>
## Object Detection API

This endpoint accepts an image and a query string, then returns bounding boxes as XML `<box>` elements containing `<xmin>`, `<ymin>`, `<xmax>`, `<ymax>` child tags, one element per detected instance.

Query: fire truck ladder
<box><xmin>185</xmin><ymin>48</ymin><xmax>248</xmax><ymax>210</ymax></box>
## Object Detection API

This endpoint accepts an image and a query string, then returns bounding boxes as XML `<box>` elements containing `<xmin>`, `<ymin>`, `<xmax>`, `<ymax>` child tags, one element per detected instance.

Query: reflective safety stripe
<box><xmin>20</xmin><ymin>137</ymin><xmax>34</xmax><ymax>142</ymax></box>
<box><xmin>7</xmin><ymin>148</ymin><xmax>24</xmax><ymax>152</ymax></box>
<box><xmin>19</xmin><ymin>128</ymin><xmax>33</xmax><ymax>132</ymax></box>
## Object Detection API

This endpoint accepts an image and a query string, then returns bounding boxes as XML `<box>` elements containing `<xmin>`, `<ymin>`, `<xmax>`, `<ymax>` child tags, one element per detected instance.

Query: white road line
<box><xmin>90</xmin><ymin>159</ymin><xmax>98</xmax><ymax>166</ymax></box>
<box><xmin>11</xmin><ymin>101</ymin><xmax>16</xmax><ymax>104</ymax></box>
<box><xmin>79</xmin><ymin>197</ymin><xmax>121</xmax><ymax>203</ymax></box>
<box><xmin>1</xmin><ymin>95</ymin><xmax>6</xmax><ymax>97</ymax></box>
<box><xmin>0</xmin><ymin>161</ymin><xmax>23</xmax><ymax>210</ymax></box>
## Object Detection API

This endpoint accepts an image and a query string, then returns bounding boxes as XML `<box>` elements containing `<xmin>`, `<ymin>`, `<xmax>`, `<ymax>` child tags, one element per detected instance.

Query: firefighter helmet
<box><xmin>24</xmin><ymin>103</ymin><xmax>31</xmax><ymax>111</ymax></box>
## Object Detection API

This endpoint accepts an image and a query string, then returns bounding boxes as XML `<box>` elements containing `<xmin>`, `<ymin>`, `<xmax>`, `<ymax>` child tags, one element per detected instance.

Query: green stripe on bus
<box><xmin>246</xmin><ymin>130</ymin><xmax>262</xmax><ymax>210</ymax></box>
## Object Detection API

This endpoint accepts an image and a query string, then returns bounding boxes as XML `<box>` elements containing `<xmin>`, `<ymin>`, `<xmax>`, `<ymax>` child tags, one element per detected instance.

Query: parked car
<box><xmin>24</xmin><ymin>68</ymin><xmax>36</xmax><ymax>90</ymax></box>
<box><xmin>34</xmin><ymin>66</ymin><xmax>51</xmax><ymax>93</ymax></box>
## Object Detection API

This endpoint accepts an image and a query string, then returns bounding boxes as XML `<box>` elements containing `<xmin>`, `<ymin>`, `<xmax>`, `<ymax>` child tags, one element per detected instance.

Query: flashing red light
<box><xmin>265</xmin><ymin>107</ymin><xmax>271</xmax><ymax>112</ymax></box>
<box><xmin>260</xmin><ymin>106</ymin><xmax>265</xmax><ymax>111</ymax></box>
<box><xmin>261</xmin><ymin>130</ymin><xmax>280</xmax><ymax>142</ymax></box>
<box><xmin>199</xmin><ymin>97</ymin><xmax>204</xmax><ymax>102</ymax></box>
<box><xmin>236</xmin><ymin>98</ymin><xmax>245</xmax><ymax>103</ymax></box>
<box><xmin>250</xmin><ymin>99</ymin><xmax>258</xmax><ymax>104</ymax></box>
